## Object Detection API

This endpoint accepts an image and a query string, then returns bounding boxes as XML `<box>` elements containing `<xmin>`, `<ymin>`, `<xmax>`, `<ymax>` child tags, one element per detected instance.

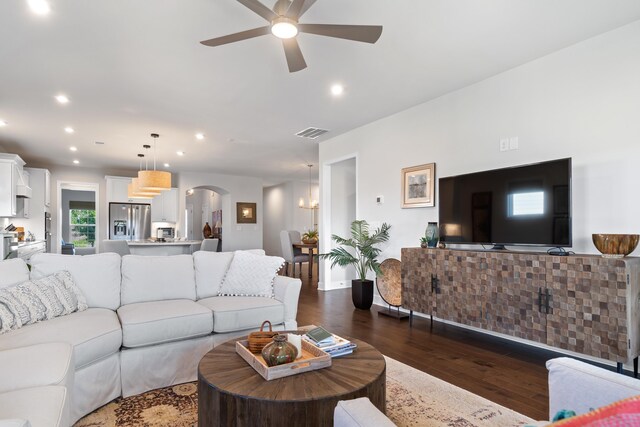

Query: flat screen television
<box><xmin>438</xmin><ymin>158</ymin><xmax>571</xmax><ymax>248</ymax></box>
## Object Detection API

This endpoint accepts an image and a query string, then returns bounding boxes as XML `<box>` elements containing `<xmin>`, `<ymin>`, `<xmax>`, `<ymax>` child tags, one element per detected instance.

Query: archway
<box><xmin>184</xmin><ymin>185</ymin><xmax>230</xmax><ymax>251</ymax></box>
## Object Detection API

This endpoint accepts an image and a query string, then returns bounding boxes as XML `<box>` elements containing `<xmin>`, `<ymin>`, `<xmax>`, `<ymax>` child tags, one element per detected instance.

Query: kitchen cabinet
<box><xmin>106</xmin><ymin>176</ymin><xmax>152</xmax><ymax>204</ymax></box>
<box><xmin>44</xmin><ymin>169</ymin><xmax>51</xmax><ymax>209</ymax></box>
<box><xmin>151</xmin><ymin>188</ymin><xmax>178</xmax><ymax>223</ymax></box>
<box><xmin>17</xmin><ymin>170</ymin><xmax>31</xmax><ymax>218</ymax></box>
<box><xmin>0</xmin><ymin>154</ymin><xmax>26</xmax><ymax>217</ymax></box>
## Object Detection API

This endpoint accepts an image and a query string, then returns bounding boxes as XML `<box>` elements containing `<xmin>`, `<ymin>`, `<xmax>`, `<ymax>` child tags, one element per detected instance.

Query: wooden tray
<box><xmin>236</xmin><ymin>338</ymin><xmax>331</xmax><ymax>381</ymax></box>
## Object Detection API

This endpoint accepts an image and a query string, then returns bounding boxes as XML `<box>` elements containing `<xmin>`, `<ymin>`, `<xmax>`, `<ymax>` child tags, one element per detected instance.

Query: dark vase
<box><xmin>203</xmin><ymin>222</ymin><xmax>212</xmax><ymax>239</ymax></box>
<box><xmin>352</xmin><ymin>279</ymin><xmax>374</xmax><ymax>310</ymax></box>
<box><xmin>261</xmin><ymin>334</ymin><xmax>298</xmax><ymax>367</ymax></box>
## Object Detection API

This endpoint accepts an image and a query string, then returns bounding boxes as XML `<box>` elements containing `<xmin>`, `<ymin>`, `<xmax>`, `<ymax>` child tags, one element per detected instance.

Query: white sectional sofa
<box><xmin>0</xmin><ymin>250</ymin><xmax>301</xmax><ymax>427</ymax></box>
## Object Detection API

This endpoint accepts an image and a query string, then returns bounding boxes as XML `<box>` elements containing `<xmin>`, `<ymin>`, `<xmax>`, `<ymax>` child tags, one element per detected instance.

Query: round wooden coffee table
<box><xmin>198</xmin><ymin>337</ymin><xmax>386</xmax><ymax>426</ymax></box>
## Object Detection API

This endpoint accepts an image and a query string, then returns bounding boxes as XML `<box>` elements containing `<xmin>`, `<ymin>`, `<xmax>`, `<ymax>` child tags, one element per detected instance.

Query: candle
<box><xmin>287</xmin><ymin>333</ymin><xmax>302</xmax><ymax>359</ymax></box>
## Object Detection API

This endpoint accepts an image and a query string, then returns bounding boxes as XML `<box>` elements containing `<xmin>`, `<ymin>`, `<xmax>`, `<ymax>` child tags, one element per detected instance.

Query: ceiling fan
<box><xmin>200</xmin><ymin>0</ymin><xmax>383</xmax><ymax>73</ymax></box>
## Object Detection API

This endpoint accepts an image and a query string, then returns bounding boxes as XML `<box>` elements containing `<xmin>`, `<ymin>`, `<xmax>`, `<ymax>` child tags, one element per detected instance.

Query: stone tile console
<box><xmin>401</xmin><ymin>248</ymin><xmax>640</xmax><ymax>374</ymax></box>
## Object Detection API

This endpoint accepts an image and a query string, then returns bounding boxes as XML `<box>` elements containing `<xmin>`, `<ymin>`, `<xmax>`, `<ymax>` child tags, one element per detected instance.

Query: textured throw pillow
<box><xmin>218</xmin><ymin>251</ymin><xmax>284</xmax><ymax>298</ymax></box>
<box><xmin>0</xmin><ymin>271</ymin><xmax>87</xmax><ymax>333</ymax></box>
<box><xmin>546</xmin><ymin>395</ymin><xmax>640</xmax><ymax>426</ymax></box>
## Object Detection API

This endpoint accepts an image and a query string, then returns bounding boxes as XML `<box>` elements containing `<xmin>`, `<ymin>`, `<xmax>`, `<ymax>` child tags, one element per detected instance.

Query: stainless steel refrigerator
<box><xmin>109</xmin><ymin>203</ymin><xmax>151</xmax><ymax>241</ymax></box>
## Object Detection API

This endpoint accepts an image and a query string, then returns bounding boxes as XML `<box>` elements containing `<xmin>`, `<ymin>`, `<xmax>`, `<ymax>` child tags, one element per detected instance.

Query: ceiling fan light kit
<box><xmin>138</xmin><ymin>133</ymin><xmax>172</xmax><ymax>191</ymax></box>
<box><xmin>271</xmin><ymin>17</ymin><xmax>298</xmax><ymax>39</ymax></box>
<box><xmin>201</xmin><ymin>0</ymin><xmax>382</xmax><ymax>72</ymax></box>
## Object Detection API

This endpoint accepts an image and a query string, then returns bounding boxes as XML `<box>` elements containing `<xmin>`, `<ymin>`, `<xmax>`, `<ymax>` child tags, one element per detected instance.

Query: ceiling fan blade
<box><xmin>285</xmin><ymin>0</ymin><xmax>307</xmax><ymax>19</ymax></box>
<box><xmin>282</xmin><ymin>38</ymin><xmax>307</xmax><ymax>73</ymax></box>
<box><xmin>298</xmin><ymin>24</ymin><xmax>383</xmax><ymax>43</ymax></box>
<box><xmin>200</xmin><ymin>26</ymin><xmax>271</xmax><ymax>47</ymax></box>
<box><xmin>297</xmin><ymin>0</ymin><xmax>317</xmax><ymax>18</ymax></box>
<box><xmin>236</xmin><ymin>0</ymin><xmax>278</xmax><ymax>22</ymax></box>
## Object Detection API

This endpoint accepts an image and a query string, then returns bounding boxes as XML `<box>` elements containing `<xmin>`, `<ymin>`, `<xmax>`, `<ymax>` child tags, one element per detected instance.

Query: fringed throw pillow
<box><xmin>0</xmin><ymin>271</ymin><xmax>88</xmax><ymax>333</ymax></box>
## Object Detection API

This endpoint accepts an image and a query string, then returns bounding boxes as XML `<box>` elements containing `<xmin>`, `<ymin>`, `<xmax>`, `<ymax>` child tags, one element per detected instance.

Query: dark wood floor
<box><xmin>295</xmin><ymin>267</ymin><xmax>558</xmax><ymax>421</ymax></box>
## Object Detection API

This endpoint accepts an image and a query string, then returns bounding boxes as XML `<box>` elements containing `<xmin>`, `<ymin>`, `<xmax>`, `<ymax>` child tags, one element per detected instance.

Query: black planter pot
<box><xmin>351</xmin><ymin>279</ymin><xmax>374</xmax><ymax>310</ymax></box>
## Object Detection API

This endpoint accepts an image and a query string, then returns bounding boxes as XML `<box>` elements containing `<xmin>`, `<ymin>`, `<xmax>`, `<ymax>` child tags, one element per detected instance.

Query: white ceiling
<box><xmin>1</xmin><ymin>0</ymin><xmax>639</xmax><ymax>184</ymax></box>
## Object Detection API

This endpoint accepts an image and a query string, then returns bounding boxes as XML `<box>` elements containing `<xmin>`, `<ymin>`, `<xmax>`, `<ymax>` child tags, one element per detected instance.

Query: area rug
<box><xmin>75</xmin><ymin>356</ymin><xmax>534</xmax><ymax>426</ymax></box>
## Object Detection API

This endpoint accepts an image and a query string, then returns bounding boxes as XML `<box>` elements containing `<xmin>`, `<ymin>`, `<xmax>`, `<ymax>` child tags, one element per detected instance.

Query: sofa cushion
<box><xmin>0</xmin><ymin>259</ymin><xmax>30</xmax><ymax>289</ymax></box>
<box><xmin>0</xmin><ymin>386</ymin><xmax>68</xmax><ymax>427</ymax></box>
<box><xmin>121</xmin><ymin>255</ymin><xmax>196</xmax><ymax>305</ymax></box>
<box><xmin>218</xmin><ymin>251</ymin><xmax>284</xmax><ymax>298</ymax></box>
<box><xmin>0</xmin><ymin>271</ymin><xmax>87</xmax><ymax>334</ymax></box>
<box><xmin>30</xmin><ymin>253</ymin><xmax>121</xmax><ymax>310</ymax></box>
<box><xmin>197</xmin><ymin>296</ymin><xmax>284</xmax><ymax>333</ymax></box>
<box><xmin>0</xmin><ymin>343</ymin><xmax>74</xmax><ymax>394</ymax></box>
<box><xmin>193</xmin><ymin>250</ymin><xmax>267</xmax><ymax>299</ymax></box>
<box><xmin>117</xmin><ymin>299</ymin><xmax>213</xmax><ymax>348</ymax></box>
<box><xmin>0</xmin><ymin>308</ymin><xmax>122</xmax><ymax>369</ymax></box>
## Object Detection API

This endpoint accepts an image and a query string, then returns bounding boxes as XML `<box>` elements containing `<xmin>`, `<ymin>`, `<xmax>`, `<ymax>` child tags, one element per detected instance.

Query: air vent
<box><xmin>95</xmin><ymin>141</ymin><xmax>105</xmax><ymax>145</ymax></box>
<box><xmin>295</xmin><ymin>127</ymin><xmax>329</xmax><ymax>140</ymax></box>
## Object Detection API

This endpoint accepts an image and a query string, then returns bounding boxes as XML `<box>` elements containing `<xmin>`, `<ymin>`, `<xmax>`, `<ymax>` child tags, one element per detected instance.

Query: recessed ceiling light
<box><xmin>27</xmin><ymin>0</ymin><xmax>50</xmax><ymax>15</ymax></box>
<box><xmin>331</xmin><ymin>84</ymin><xmax>344</xmax><ymax>96</ymax></box>
<box><xmin>164</xmin><ymin>163</ymin><xmax>170</xmax><ymax>167</ymax></box>
<box><xmin>69</xmin><ymin>146</ymin><xmax>77</xmax><ymax>152</ymax></box>
<box><xmin>0</xmin><ymin>120</ymin><xmax>7</xmax><ymax>127</ymax></box>
<box><xmin>55</xmin><ymin>94</ymin><xmax>69</xmax><ymax>104</ymax></box>
<box><xmin>195</xmin><ymin>133</ymin><xmax>205</xmax><ymax>140</ymax></box>
<box><xmin>177</xmin><ymin>151</ymin><xmax>185</xmax><ymax>156</ymax></box>
<box><xmin>64</xmin><ymin>127</ymin><xmax>74</xmax><ymax>134</ymax></box>
<box><xmin>73</xmin><ymin>160</ymin><xmax>80</xmax><ymax>164</ymax></box>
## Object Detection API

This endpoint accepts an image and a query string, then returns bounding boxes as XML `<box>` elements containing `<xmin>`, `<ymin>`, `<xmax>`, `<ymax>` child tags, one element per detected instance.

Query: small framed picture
<box><xmin>236</xmin><ymin>202</ymin><xmax>257</xmax><ymax>224</ymax></box>
<box><xmin>401</xmin><ymin>163</ymin><xmax>435</xmax><ymax>208</ymax></box>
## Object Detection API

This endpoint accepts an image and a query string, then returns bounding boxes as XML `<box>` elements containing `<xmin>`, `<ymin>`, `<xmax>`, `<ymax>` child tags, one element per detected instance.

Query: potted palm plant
<box><xmin>318</xmin><ymin>220</ymin><xmax>391</xmax><ymax>309</ymax></box>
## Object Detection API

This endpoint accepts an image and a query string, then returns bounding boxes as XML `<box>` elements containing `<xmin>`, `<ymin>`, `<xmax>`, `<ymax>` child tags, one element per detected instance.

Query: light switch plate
<box><xmin>376</xmin><ymin>195</ymin><xmax>384</xmax><ymax>204</ymax></box>
<box><xmin>509</xmin><ymin>137</ymin><xmax>519</xmax><ymax>150</ymax></box>
<box><xmin>500</xmin><ymin>138</ymin><xmax>509</xmax><ymax>152</ymax></box>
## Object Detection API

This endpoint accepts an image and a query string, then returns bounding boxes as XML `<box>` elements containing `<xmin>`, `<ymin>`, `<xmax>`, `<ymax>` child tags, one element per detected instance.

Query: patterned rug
<box><xmin>75</xmin><ymin>356</ymin><xmax>535</xmax><ymax>426</ymax></box>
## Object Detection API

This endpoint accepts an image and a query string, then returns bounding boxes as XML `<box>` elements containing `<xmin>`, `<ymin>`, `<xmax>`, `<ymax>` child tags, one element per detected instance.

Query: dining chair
<box><xmin>280</xmin><ymin>230</ymin><xmax>308</xmax><ymax>277</ymax></box>
<box><xmin>101</xmin><ymin>240</ymin><xmax>131</xmax><ymax>256</ymax></box>
<box><xmin>200</xmin><ymin>238</ymin><xmax>219</xmax><ymax>252</ymax></box>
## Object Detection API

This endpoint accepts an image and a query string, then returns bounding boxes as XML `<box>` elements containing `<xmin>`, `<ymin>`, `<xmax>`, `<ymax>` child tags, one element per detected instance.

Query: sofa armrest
<box><xmin>0</xmin><ymin>343</ymin><xmax>74</xmax><ymax>394</ymax></box>
<box><xmin>547</xmin><ymin>357</ymin><xmax>640</xmax><ymax>419</ymax></box>
<box><xmin>273</xmin><ymin>275</ymin><xmax>301</xmax><ymax>329</ymax></box>
<box><xmin>334</xmin><ymin>398</ymin><xmax>396</xmax><ymax>427</ymax></box>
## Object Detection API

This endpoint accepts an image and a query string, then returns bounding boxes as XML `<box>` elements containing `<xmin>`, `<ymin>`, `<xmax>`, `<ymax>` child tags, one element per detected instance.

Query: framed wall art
<box><xmin>401</xmin><ymin>163</ymin><xmax>435</xmax><ymax>208</ymax></box>
<box><xmin>236</xmin><ymin>202</ymin><xmax>257</xmax><ymax>224</ymax></box>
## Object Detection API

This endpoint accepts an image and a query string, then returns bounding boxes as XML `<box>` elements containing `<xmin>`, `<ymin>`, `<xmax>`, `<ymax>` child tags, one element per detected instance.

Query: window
<box><xmin>70</xmin><ymin>207</ymin><xmax>96</xmax><ymax>247</ymax></box>
<box><xmin>509</xmin><ymin>191</ymin><xmax>544</xmax><ymax>216</ymax></box>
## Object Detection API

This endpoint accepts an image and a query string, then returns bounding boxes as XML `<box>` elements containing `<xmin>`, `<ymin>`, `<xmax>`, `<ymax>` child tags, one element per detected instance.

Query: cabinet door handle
<box><xmin>545</xmin><ymin>288</ymin><xmax>551</xmax><ymax>313</ymax></box>
<box><xmin>538</xmin><ymin>287</ymin><xmax>543</xmax><ymax>312</ymax></box>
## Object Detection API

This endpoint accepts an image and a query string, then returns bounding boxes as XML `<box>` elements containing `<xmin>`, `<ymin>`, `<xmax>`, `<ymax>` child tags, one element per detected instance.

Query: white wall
<box><xmin>263</xmin><ymin>180</ymin><xmax>319</xmax><ymax>256</ymax></box>
<box><xmin>177</xmin><ymin>172</ymin><xmax>263</xmax><ymax>251</ymax></box>
<box><xmin>319</xmin><ymin>21</ymin><xmax>640</xmax><ymax>279</ymax></box>
<box><xmin>326</xmin><ymin>158</ymin><xmax>357</xmax><ymax>287</ymax></box>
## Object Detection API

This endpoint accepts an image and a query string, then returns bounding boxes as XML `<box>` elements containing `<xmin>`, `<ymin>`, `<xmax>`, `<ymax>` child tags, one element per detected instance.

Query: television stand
<box><xmin>490</xmin><ymin>244</ymin><xmax>507</xmax><ymax>250</ymax></box>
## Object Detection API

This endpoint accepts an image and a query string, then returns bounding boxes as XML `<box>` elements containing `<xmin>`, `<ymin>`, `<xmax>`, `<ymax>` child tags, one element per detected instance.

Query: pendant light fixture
<box><xmin>138</xmin><ymin>133</ymin><xmax>171</xmax><ymax>191</ymax></box>
<box><xmin>298</xmin><ymin>164</ymin><xmax>319</xmax><ymax>209</ymax></box>
<box><xmin>128</xmin><ymin>153</ymin><xmax>161</xmax><ymax>199</ymax></box>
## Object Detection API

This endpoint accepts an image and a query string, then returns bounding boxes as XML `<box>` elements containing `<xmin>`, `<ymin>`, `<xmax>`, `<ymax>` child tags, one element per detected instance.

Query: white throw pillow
<box><xmin>0</xmin><ymin>271</ymin><xmax>87</xmax><ymax>333</ymax></box>
<box><xmin>218</xmin><ymin>251</ymin><xmax>284</xmax><ymax>298</ymax></box>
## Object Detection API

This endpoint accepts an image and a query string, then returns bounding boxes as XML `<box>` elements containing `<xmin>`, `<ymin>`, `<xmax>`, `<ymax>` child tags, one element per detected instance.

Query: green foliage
<box><xmin>70</xmin><ymin>209</ymin><xmax>96</xmax><ymax>247</ymax></box>
<box><xmin>318</xmin><ymin>220</ymin><xmax>391</xmax><ymax>281</ymax></box>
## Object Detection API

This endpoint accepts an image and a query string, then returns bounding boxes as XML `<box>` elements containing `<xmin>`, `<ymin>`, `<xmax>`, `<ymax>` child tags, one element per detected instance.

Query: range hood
<box><xmin>15</xmin><ymin>163</ymin><xmax>32</xmax><ymax>199</ymax></box>
<box><xmin>16</xmin><ymin>183</ymin><xmax>32</xmax><ymax>198</ymax></box>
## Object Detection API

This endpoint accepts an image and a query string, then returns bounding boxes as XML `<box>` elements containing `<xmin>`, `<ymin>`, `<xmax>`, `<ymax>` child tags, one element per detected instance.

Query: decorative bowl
<box><xmin>592</xmin><ymin>234</ymin><xmax>639</xmax><ymax>258</ymax></box>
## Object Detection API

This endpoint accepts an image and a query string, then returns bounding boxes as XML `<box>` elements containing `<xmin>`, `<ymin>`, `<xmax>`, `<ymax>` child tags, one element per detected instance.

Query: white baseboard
<box><xmin>318</xmin><ymin>280</ymin><xmax>352</xmax><ymax>291</ymax></box>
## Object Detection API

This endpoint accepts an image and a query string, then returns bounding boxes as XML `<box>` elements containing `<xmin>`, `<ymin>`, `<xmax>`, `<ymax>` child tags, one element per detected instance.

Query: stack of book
<box><xmin>303</xmin><ymin>326</ymin><xmax>357</xmax><ymax>358</ymax></box>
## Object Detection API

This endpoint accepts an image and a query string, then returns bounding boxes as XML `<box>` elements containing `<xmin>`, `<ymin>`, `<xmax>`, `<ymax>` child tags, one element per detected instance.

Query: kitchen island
<box><xmin>127</xmin><ymin>240</ymin><xmax>202</xmax><ymax>256</ymax></box>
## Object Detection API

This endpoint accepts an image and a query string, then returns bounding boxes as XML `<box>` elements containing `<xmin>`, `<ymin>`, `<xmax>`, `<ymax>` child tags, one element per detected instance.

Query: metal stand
<box><xmin>377</xmin><ymin>304</ymin><xmax>409</xmax><ymax>320</ymax></box>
